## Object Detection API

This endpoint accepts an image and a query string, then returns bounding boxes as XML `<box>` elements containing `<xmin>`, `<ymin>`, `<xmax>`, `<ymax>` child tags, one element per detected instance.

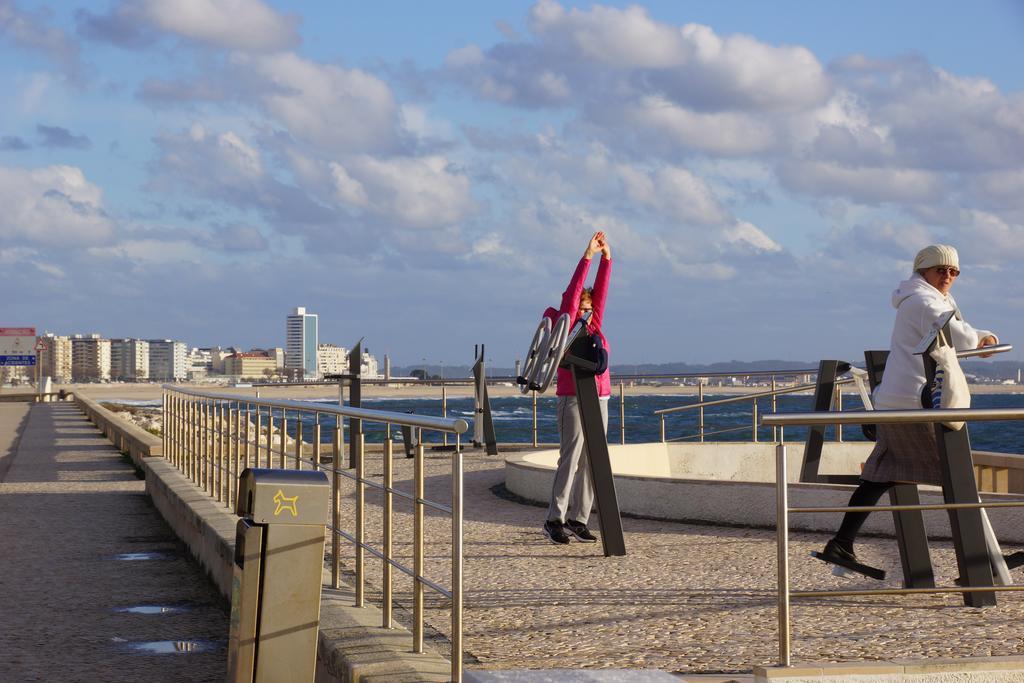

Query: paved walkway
<box><xmin>0</xmin><ymin>403</ymin><xmax>227</xmax><ymax>682</ymax></box>
<box><xmin>324</xmin><ymin>446</ymin><xmax>1024</xmax><ymax>677</ymax></box>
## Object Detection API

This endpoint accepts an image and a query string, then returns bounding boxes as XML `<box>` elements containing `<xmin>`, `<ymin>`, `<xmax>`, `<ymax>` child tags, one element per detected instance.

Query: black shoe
<box><xmin>543</xmin><ymin>520</ymin><xmax>570</xmax><ymax>545</ymax></box>
<box><xmin>566</xmin><ymin>520</ymin><xmax>597</xmax><ymax>543</ymax></box>
<box><xmin>812</xmin><ymin>539</ymin><xmax>886</xmax><ymax>580</ymax></box>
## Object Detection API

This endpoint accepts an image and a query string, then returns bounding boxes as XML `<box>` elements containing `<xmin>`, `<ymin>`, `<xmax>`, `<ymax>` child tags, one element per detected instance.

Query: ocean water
<box><xmin>224</xmin><ymin>391</ymin><xmax>1024</xmax><ymax>454</ymax></box>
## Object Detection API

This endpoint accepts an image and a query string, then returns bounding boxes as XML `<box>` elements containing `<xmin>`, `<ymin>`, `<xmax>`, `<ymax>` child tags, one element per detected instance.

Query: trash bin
<box><xmin>227</xmin><ymin>468</ymin><xmax>330</xmax><ymax>682</ymax></box>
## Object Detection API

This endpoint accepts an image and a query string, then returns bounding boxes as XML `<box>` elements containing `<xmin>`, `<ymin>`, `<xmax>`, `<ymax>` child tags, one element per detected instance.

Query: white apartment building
<box><xmin>360</xmin><ymin>350</ymin><xmax>380</xmax><ymax>379</ymax></box>
<box><xmin>317</xmin><ymin>344</ymin><xmax>348</xmax><ymax>376</ymax></box>
<box><xmin>148</xmin><ymin>340</ymin><xmax>188</xmax><ymax>381</ymax></box>
<box><xmin>71</xmin><ymin>334</ymin><xmax>112</xmax><ymax>382</ymax></box>
<box><xmin>285</xmin><ymin>307</ymin><xmax>318</xmax><ymax>379</ymax></box>
<box><xmin>110</xmin><ymin>339</ymin><xmax>150</xmax><ymax>381</ymax></box>
<box><xmin>38</xmin><ymin>333</ymin><xmax>73</xmax><ymax>384</ymax></box>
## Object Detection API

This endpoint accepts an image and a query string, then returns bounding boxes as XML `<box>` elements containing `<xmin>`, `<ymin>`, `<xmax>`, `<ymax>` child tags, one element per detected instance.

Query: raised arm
<box><xmin>588</xmin><ymin>238</ymin><xmax>612</xmax><ymax>331</ymax></box>
<box><xmin>558</xmin><ymin>232</ymin><xmax>603</xmax><ymax>317</ymax></box>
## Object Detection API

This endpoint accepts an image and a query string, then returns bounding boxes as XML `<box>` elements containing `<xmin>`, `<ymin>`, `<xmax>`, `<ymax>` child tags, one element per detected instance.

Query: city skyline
<box><xmin>2</xmin><ymin>1</ymin><xmax>1023</xmax><ymax>365</ymax></box>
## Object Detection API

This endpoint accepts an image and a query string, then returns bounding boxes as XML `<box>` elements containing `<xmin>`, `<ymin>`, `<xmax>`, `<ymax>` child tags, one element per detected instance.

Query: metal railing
<box><xmin>655</xmin><ymin>377</ymin><xmax>856</xmax><ymax>443</ymax></box>
<box><xmin>762</xmin><ymin>407</ymin><xmax>1024</xmax><ymax>668</ymax></box>
<box><xmin>161</xmin><ymin>386</ymin><xmax>470</xmax><ymax>682</ymax></box>
<box><xmin>252</xmin><ymin>369</ymin><xmax>818</xmax><ymax>447</ymax></box>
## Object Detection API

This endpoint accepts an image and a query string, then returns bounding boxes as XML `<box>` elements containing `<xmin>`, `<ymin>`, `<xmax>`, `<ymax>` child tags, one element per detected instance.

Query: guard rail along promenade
<box><xmin>161</xmin><ymin>385</ymin><xmax>470</xmax><ymax>682</ymax></box>
<box><xmin>763</xmin><ymin>405</ymin><xmax>1024</xmax><ymax>670</ymax></box>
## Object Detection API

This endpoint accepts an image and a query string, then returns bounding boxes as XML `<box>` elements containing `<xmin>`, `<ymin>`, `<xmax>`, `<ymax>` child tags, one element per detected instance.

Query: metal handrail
<box><xmin>767</xmin><ymin>407</ymin><xmax>1024</xmax><ymax>668</ymax></box>
<box><xmin>162</xmin><ymin>387</ymin><xmax>468</xmax><ymax>682</ymax></box>
<box><xmin>166</xmin><ymin>384</ymin><xmax>468</xmax><ymax>433</ymax></box>
<box><xmin>654</xmin><ymin>379</ymin><xmax>853</xmax><ymax>416</ymax></box>
<box><xmin>763</xmin><ymin>407</ymin><xmax>1024</xmax><ymax>427</ymax></box>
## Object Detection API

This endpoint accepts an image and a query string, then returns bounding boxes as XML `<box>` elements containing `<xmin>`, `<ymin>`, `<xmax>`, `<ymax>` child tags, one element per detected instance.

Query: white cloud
<box><xmin>778</xmin><ymin>161</ymin><xmax>945</xmax><ymax>205</ymax></box>
<box><xmin>334</xmin><ymin>155</ymin><xmax>474</xmax><ymax>228</ymax></box>
<box><xmin>529</xmin><ymin>0</ymin><xmax>686</xmax><ymax>68</ymax></box>
<box><xmin>721</xmin><ymin>220</ymin><xmax>782</xmax><ymax>253</ymax></box>
<box><xmin>0</xmin><ymin>165</ymin><xmax>116</xmax><ymax>247</ymax></box>
<box><xmin>236</xmin><ymin>52</ymin><xmax>402</xmax><ymax>155</ymax></box>
<box><xmin>135</xmin><ymin>0</ymin><xmax>299</xmax><ymax>51</ymax></box>
<box><xmin>620</xmin><ymin>96</ymin><xmax>776</xmax><ymax>155</ymax></box>
<box><xmin>618</xmin><ymin>164</ymin><xmax>730</xmax><ymax>226</ymax></box>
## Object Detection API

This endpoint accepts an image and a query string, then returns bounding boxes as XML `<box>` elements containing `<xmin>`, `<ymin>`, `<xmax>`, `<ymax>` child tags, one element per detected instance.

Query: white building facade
<box><xmin>285</xmin><ymin>307</ymin><xmax>318</xmax><ymax>379</ymax></box>
<box><xmin>110</xmin><ymin>339</ymin><xmax>150</xmax><ymax>381</ymax></box>
<box><xmin>148</xmin><ymin>340</ymin><xmax>188</xmax><ymax>381</ymax></box>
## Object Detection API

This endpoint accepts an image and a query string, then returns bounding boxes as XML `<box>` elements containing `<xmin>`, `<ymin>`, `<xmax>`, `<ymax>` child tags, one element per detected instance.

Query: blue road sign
<box><xmin>0</xmin><ymin>355</ymin><xmax>36</xmax><ymax>366</ymax></box>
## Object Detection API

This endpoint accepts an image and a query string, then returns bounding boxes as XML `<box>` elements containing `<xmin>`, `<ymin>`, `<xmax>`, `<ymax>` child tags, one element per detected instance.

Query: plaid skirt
<box><xmin>860</xmin><ymin>422</ymin><xmax>943</xmax><ymax>486</ymax></box>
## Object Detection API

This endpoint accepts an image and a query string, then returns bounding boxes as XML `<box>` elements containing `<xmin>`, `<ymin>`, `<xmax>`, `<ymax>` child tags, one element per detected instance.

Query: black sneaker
<box><xmin>543</xmin><ymin>520</ymin><xmax>570</xmax><ymax>545</ymax></box>
<box><xmin>566</xmin><ymin>520</ymin><xmax>597</xmax><ymax>543</ymax></box>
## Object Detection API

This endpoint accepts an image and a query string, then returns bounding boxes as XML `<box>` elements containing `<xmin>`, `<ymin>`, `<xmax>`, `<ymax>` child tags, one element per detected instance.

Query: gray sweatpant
<box><xmin>546</xmin><ymin>395</ymin><xmax>609</xmax><ymax>525</ymax></box>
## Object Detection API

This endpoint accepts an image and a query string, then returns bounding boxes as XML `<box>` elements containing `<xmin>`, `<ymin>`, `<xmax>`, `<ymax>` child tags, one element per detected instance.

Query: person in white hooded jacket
<box><xmin>818</xmin><ymin>244</ymin><xmax>998</xmax><ymax>575</ymax></box>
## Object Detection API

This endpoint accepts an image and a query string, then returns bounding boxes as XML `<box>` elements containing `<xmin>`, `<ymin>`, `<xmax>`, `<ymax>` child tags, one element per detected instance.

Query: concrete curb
<box><xmin>74</xmin><ymin>398</ymin><xmax>454</xmax><ymax>682</ymax></box>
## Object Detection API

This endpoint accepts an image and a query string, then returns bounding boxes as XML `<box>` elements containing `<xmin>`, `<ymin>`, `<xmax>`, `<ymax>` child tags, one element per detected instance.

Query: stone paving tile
<box><xmin>0</xmin><ymin>404</ymin><xmax>228</xmax><ymax>682</ymax></box>
<box><xmin>320</xmin><ymin>446</ymin><xmax>1024</xmax><ymax>676</ymax></box>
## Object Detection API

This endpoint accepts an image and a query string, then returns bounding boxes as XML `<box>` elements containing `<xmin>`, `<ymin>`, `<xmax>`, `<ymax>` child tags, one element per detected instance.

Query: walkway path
<box><xmin>0</xmin><ymin>402</ymin><xmax>227</xmax><ymax>682</ymax></box>
<box><xmin>327</xmin><ymin>446</ymin><xmax>1024</xmax><ymax>676</ymax></box>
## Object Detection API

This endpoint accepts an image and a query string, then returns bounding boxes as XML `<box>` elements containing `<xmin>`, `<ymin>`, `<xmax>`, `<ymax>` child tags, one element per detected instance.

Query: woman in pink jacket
<box><xmin>544</xmin><ymin>231</ymin><xmax>612</xmax><ymax>545</ymax></box>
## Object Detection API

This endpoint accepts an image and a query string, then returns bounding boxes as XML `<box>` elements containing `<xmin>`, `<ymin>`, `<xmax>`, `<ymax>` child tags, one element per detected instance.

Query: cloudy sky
<box><xmin>2</xmin><ymin>1</ymin><xmax>1023</xmax><ymax>367</ymax></box>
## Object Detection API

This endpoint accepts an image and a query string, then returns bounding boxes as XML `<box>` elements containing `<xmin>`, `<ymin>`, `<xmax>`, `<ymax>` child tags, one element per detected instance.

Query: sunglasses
<box><xmin>932</xmin><ymin>266</ymin><xmax>960</xmax><ymax>277</ymax></box>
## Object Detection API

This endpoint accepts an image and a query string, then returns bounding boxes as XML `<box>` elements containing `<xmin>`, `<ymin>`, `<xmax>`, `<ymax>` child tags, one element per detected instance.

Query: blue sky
<box><xmin>2</xmin><ymin>0</ymin><xmax>1023</xmax><ymax>367</ymax></box>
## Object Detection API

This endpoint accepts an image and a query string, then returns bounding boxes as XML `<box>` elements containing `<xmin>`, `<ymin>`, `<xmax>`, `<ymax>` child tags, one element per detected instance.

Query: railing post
<box><xmin>162</xmin><ymin>393</ymin><xmax>168</xmax><ymax>461</ymax></box>
<box><xmin>660</xmin><ymin>415</ymin><xmax>665</xmax><ymax>443</ymax></box>
<box><xmin>331</xmin><ymin>422</ymin><xmax>342</xmax><ymax>590</ymax></box>
<box><xmin>313</xmin><ymin>417</ymin><xmax>321</xmax><ymax>471</ymax></box>
<box><xmin>355</xmin><ymin>426</ymin><xmax>365</xmax><ymax>608</ymax></box>
<box><xmin>698</xmin><ymin>383</ymin><xmax>705</xmax><ymax>443</ymax></box>
<box><xmin>279</xmin><ymin>411</ymin><xmax>288</xmax><ymax>469</ymax></box>
<box><xmin>452</xmin><ymin>431</ymin><xmax>464</xmax><ymax>683</ymax></box>
<box><xmin>243</xmin><ymin>403</ymin><xmax>252</xmax><ymax>472</ymax></box>
<box><xmin>752</xmin><ymin>400</ymin><xmax>759</xmax><ymax>443</ymax></box>
<box><xmin>771</xmin><ymin>376</ymin><xmax>778</xmax><ymax>442</ymax></box>
<box><xmin>619</xmin><ymin>382</ymin><xmax>625</xmax><ymax>445</ymax></box>
<box><xmin>230</xmin><ymin>407</ymin><xmax>239</xmax><ymax>508</ymax></box>
<box><xmin>532</xmin><ymin>390</ymin><xmax>538</xmax><ymax>447</ymax></box>
<box><xmin>442</xmin><ymin>386</ymin><xmax>448</xmax><ymax>448</ymax></box>
<box><xmin>776</xmin><ymin>432</ymin><xmax>791</xmax><ymax>667</ymax></box>
<box><xmin>413</xmin><ymin>430</ymin><xmax>424</xmax><ymax>653</ymax></box>
<box><xmin>835</xmin><ymin>388</ymin><xmax>843</xmax><ymax>442</ymax></box>
<box><xmin>215</xmin><ymin>402</ymin><xmax>223</xmax><ymax>503</ymax></box>
<box><xmin>294</xmin><ymin>418</ymin><xmax>303</xmax><ymax>470</ymax></box>
<box><xmin>265</xmin><ymin>411</ymin><xmax>274</xmax><ymax>469</ymax></box>
<box><xmin>383</xmin><ymin>422</ymin><xmax>393</xmax><ymax>629</ymax></box>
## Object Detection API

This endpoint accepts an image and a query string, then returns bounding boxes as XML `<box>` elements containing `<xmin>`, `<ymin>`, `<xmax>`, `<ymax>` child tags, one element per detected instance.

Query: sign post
<box><xmin>0</xmin><ymin>328</ymin><xmax>38</xmax><ymax>394</ymax></box>
<box><xmin>35</xmin><ymin>338</ymin><xmax>47</xmax><ymax>398</ymax></box>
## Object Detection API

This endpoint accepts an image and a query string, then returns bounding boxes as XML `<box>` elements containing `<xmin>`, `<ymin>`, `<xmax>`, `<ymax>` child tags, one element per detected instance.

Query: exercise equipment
<box><xmin>517</xmin><ymin>313</ymin><xmax>570</xmax><ymax>394</ymax></box>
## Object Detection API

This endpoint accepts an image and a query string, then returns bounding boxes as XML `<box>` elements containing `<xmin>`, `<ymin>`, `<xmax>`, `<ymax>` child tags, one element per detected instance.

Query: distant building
<box><xmin>188</xmin><ymin>347</ymin><xmax>212</xmax><ymax>380</ymax></box>
<box><xmin>360</xmin><ymin>350</ymin><xmax>380</xmax><ymax>379</ymax></box>
<box><xmin>286</xmin><ymin>307</ymin><xmax>318</xmax><ymax>380</ymax></box>
<box><xmin>224</xmin><ymin>352</ymin><xmax>277</xmax><ymax>380</ymax></box>
<box><xmin>148</xmin><ymin>340</ymin><xmax>188</xmax><ymax>381</ymax></box>
<box><xmin>71</xmin><ymin>334</ymin><xmax>111</xmax><ymax>382</ymax></box>
<box><xmin>110</xmin><ymin>339</ymin><xmax>150</xmax><ymax>381</ymax></box>
<box><xmin>317</xmin><ymin>344</ymin><xmax>348</xmax><ymax>376</ymax></box>
<box><xmin>38</xmin><ymin>333</ymin><xmax>73</xmax><ymax>384</ymax></box>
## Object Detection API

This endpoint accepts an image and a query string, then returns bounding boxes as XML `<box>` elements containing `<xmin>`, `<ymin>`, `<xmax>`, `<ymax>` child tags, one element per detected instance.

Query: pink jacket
<box><xmin>548</xmin><ymin>255</ymin><xmax>611</xmax><ymax>397</ymax></box>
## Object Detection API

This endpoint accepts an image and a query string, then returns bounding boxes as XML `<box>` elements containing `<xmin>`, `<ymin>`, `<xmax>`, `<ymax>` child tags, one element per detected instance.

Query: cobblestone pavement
<box><xmin>322</xmin><ymin>444</ymin><xmax>1024</xmax><ymax>676</ymax></box>
<box><xmin>0</xmin><ymin>403</ymin><xmax>228</xmax><ymax>682</ymax></box>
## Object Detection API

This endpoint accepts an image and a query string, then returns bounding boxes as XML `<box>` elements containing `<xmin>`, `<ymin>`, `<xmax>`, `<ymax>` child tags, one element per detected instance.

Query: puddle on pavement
<box><xmin>120</xmin><ymin>639</ymin><xmax>224</xmax><ymax>654</ymax></box>
<box><xmin>113</xmin><ymin>551</ymin><xmax>177</xmax><ymax>561</ymax></box>
<box><xmin>114</xmin><ymin>605</ymin><xmax>190</xmax><ymax>615</ymax></box>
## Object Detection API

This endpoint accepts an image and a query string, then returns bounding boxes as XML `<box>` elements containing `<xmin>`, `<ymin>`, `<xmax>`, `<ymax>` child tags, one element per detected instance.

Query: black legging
<box><xmin>834</xmin><ymin>480</ymin><xmax>895</xmax><ymax>549</ymax></box>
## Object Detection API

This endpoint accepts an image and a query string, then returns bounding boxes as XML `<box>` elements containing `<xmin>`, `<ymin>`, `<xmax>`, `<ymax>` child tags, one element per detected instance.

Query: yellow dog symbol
<box><xmin>273</xmin><ymin>489</ymin><xmax>299</xmax><ymax>517</ymax></box>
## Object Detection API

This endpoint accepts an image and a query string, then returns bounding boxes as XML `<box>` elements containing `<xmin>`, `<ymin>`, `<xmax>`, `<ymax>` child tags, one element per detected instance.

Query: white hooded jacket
<box><xmin>872</xmin><ymin>273</ymin><xmax>997</xmax><ymax>410</ymax></box>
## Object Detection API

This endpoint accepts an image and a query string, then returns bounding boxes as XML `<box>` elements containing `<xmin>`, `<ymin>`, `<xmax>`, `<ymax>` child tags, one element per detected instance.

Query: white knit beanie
<box><xmin>913</xmin><ymin>244</ymin><xmax>959</xmax><ymax>273</ymax></box>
